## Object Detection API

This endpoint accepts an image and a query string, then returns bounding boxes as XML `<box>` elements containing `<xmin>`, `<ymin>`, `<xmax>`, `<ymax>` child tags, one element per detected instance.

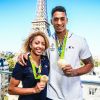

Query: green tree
<box><xmin>7</xmin><ymin>58</ymin><xmax>15</xmax><ymax>71</ymax></box>
<box><xmin>94</xmin><ymin>60</ymin><xmax>98</xmax><ymax>67</ymax></box>
<box><xmin>0</xmin><ymin>51</ymin><xmax>16</xmax><ymax>71</ymax></box>
<box><xmin>4</xmin><ymin>52</ymin><xmax>15</xmax><ymax>60</ymax></box>
<box><xmin>5</xmin><ymin>52</ymin><xmax>15</xmax><ymax>71</ymax></box>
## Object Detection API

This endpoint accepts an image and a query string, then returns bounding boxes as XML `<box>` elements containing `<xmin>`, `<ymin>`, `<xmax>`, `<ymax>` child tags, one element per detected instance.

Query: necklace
<box><xmin>29</xmin><ymin>55</ymin><xmax>42</xmax><ymax>79</ymax></box>
<box><xmin>56</xmin><ymin>32</ymin><xmax>68</xmax><ymax>59</ymax></box>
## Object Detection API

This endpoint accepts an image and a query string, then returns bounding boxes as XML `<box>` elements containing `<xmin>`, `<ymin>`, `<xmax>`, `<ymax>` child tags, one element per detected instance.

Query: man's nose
<box><xmin>58</xmin><ymin>19</ymin><xmax>62</xmax><ymax>24</ymax></box>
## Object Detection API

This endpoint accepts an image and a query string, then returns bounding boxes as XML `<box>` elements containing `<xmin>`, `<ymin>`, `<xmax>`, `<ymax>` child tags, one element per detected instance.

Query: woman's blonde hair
<box><xmin>23</xmin><ymin>31</ymin><xmax>49</xmax><ymax>52</ymax></box>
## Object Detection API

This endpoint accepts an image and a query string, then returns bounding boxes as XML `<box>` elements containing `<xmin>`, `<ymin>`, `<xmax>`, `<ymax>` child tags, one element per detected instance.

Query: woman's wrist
<box><xmin>32</xmin><ymin>88</ymin><xmax>37</xmax><ymax>94</ymax></box>
<box><xmin>32</xmin><ymin>86</ymin><xmax>40</xmax><ymax>94</ymax></box>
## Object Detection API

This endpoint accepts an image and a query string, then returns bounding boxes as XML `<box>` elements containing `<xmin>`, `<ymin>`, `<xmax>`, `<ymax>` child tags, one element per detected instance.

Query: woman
<box><xmin>8</xmin><ymin>31</ymin><xmax>49</xmax><ymax>100</ymax></box>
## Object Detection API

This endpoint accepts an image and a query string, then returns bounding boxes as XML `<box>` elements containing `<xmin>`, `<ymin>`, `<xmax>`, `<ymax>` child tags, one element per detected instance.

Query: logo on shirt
<box><xmin>28</xmin><ymin>67</ymin><xmax>33</xmax><ymax>74</ymax></box>
<box><xmin>68</xmin><ymin>46</ymin><xmax>74</xmax><ymax>49</ymax></box>
<box><xmin>66</xmin><ymin>45</ymin><xmax>75</xmax><ymax>51</ymax></box>
<box><xmin>49</xmin><ymin>43</ymin><xmax>55</xmax><ymax>51</ymax></box>
<box><xmin>44</xmin><ymin>65</ymin><xmax>48</xmax><ymax>68</ymax></box>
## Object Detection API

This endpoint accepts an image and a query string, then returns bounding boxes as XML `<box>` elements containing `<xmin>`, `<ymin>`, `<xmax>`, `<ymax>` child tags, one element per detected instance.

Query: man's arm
<box><xmin>62</xmin><ymin>56</ymin><xmax>94</xmax><ymax>77</ymax></box>
<box><xmin>17</xmin><ymin>53</ymin><xmax>29</xmax><ymax>66</ymax></box>
<box><xmin>75</xmin><ymin>56</ymin><xmax>94</xmax><ymax>76</ymax></box>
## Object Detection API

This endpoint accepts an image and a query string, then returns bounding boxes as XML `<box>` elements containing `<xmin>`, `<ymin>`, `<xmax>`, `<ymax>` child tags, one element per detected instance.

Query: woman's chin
<box><xmin>35</xmin><ymin>52</ymin><xmax>43</xmax><ymax>56</ymax></box>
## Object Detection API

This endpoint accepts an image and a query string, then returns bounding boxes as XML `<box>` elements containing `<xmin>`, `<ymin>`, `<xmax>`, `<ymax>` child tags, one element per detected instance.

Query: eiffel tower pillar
<box><xmin>32</xmin><ymin>0</ymin><xmax>51</xmax><ymax>36</ymax></box>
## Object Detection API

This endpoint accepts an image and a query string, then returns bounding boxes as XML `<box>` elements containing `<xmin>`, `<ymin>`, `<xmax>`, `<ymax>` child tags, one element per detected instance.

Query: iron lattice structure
<box><xmin>32</xmin><ymin>0</ymin><xmax>51</xmax><ymax>36</ymax></box>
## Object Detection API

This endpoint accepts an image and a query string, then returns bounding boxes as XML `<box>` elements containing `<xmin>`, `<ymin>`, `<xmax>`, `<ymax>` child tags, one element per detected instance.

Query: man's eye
<box><xmin>61</xmin><ymin>18</ymin><xmax>65</xmax><ymax>21</ymax></box>
<box><xmin>53</xmin><ymin>17</ymin><xmax>65</xmax><ymax>22</ymax></box>
<box><xmin>54</xmin><ymin>18</ymin><xmax>58</xmax><ymax>21</ymax></box>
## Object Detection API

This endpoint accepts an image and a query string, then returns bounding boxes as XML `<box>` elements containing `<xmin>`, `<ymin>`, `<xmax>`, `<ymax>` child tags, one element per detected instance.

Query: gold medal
<box><xmin>57</xmin><ymin>59</ymin><xmax>67</xmax><ymax>69</ymax></box>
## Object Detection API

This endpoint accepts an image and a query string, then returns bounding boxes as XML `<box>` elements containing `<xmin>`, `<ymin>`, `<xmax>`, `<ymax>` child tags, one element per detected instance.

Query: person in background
<box><xmin>17</xmin><ymin>6</ymin><xmax>94</xmax><ymax>100</ymax></box>
<box><xmin>8</xmin><ymin>31</ymin><xmax>49</xmax><ymax>100</ymax></box>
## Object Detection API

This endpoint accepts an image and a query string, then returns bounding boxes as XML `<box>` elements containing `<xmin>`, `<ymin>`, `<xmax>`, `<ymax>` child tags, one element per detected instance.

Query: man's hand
<box><xmin>62</xmin><ymin>64</ymin><xmax>77</xmax><ymax>77</ymax></box>
<box><xmin>17</xmin><ymin>53</ymin><xmax>28</xmax><ymax>66</ymax></box>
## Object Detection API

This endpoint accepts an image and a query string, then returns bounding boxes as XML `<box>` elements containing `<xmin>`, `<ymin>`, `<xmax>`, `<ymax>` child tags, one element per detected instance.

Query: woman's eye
<box><xmin>35</xmin><ymin>42</ymin><xmax>39</xmax><ymax>44</ymax></box>
<box><xmin>42</xmin><ymin>43</ymin><xmax>45</xmax><ymax>46</ymax></box>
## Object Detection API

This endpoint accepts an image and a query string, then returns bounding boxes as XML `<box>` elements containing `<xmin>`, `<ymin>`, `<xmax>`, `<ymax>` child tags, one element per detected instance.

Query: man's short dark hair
<box><xmin>51</xmin><ymin>6</ymin><xmax>67</xmax><ymax>17</ymax></box>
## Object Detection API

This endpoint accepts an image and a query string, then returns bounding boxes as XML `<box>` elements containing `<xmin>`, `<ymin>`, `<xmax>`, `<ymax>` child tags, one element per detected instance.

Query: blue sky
<box><xmin>0</xmin><ymin>0</ymin><xmax>100</xmax><ymax>56</ymax></box>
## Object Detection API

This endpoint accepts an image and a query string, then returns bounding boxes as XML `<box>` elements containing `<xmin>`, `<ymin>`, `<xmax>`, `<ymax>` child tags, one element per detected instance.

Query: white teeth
<box><xmin>57</xmin><ymin>26</ymin><xmax>63</xmax><ymax>29</ymax></box>
<box><xmin>36</xmin><ymin>50</ymin><xmax>43</xmax><ymax>53</ymax></box>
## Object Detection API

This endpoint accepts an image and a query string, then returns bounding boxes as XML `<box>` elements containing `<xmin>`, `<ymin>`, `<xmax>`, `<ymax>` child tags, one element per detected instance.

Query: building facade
<box><xmin>32</xmin><ymin>0</ymin><xmax>51</xmax><ymax>37</ymax></box>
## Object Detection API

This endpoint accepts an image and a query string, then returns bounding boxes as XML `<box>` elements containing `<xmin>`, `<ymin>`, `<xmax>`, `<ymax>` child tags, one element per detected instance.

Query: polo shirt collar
<box><xmin>52</xmin><ymin>31</ymin><xmax>73</xmax><ymax>39</ymax></box>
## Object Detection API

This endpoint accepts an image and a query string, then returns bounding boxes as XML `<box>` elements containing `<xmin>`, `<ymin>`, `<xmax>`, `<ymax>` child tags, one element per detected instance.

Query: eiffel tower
<box><xmin>32</xmin><ymin>0</ymin><xmax>51</xmax><ymax>36</ymax></box>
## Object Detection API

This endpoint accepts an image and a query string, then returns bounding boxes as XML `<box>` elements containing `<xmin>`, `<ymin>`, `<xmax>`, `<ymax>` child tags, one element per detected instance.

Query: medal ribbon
<box><xmin>56</xmin><ymin>32</ymin><xmax>68</xmax><ymax>59</ymax></box>
<box><xmin>29</xmin><ymin>55</ymin><xmax>42</xmax><ymax>79</ymax></box>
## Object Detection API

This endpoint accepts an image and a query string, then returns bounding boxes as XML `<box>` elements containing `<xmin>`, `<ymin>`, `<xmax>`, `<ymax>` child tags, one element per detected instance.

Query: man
<box><xmin>18</xmin><ymin>6</ymin><xmax>94</xmax><ymax>100</ymax></box>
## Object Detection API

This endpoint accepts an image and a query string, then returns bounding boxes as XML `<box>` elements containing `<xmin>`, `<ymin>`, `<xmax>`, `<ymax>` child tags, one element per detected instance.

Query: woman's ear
<box><xmin>30</xmin><ymin>45</ymin><xmax>32</xmax><ymax>48</ymax></box>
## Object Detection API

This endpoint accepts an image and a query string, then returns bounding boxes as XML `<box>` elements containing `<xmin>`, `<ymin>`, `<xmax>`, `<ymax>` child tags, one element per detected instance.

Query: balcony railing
<box><xmin>0</xmin><ymin>70</ymin><xmax>100</xmax><ymax>100</ymax></box>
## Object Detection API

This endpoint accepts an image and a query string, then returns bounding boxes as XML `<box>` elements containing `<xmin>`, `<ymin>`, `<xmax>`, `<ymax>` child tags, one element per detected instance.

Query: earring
<box><xmin>30</xmin><ymin>45</ymin><xmax>32</xmax><ymax>48</ymax></box>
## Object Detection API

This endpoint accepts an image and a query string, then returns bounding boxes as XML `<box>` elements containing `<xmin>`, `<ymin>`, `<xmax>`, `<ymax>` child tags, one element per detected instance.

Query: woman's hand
<box><xmin>33</xmin><ymin>82</ymin><xmax>46</xmax><ymax>93</ymax></box>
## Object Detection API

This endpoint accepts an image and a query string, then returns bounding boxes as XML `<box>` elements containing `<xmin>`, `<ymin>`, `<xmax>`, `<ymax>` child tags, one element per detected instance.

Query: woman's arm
<box><xmin>8</xmin><ymin>77</ymin><xmax>45</xmax><ymax>95</ymax></box>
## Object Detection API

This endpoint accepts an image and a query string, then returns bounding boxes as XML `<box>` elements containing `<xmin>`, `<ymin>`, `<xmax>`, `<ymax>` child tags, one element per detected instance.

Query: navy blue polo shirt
<box><xmin>12</xmin><ymin>55</ymin><xmax>49</xmax><ymax>100</ymax></box>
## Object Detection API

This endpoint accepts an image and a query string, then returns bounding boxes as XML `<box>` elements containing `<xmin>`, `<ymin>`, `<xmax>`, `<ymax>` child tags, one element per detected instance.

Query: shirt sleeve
<box><xmin>79</xmin><ymin>38</ymin><xmax>92</xmax><ymax>60</ymax></box>
<box><xmin>12</xmin><ymin>62</ymin><xmax>23</xmax><ymax>80</ymax></box>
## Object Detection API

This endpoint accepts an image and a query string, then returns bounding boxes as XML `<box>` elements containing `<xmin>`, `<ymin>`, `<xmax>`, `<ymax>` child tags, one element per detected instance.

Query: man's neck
<box><xmin>56</xmin><ymin>30</ymin><xmax>68</xmax><ymax>42</ymax></box>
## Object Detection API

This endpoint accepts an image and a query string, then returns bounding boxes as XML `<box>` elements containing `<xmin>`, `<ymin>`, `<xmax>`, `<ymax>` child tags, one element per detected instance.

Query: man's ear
<box><xmin>51</xmin><ymin>19</ymin><xmax>53</xmax><ymax>25</ymax></box>
<box><xmin>66</xmin><ymin>18</ymin><xmax>68</xmax><ymax>23</ymax></box>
